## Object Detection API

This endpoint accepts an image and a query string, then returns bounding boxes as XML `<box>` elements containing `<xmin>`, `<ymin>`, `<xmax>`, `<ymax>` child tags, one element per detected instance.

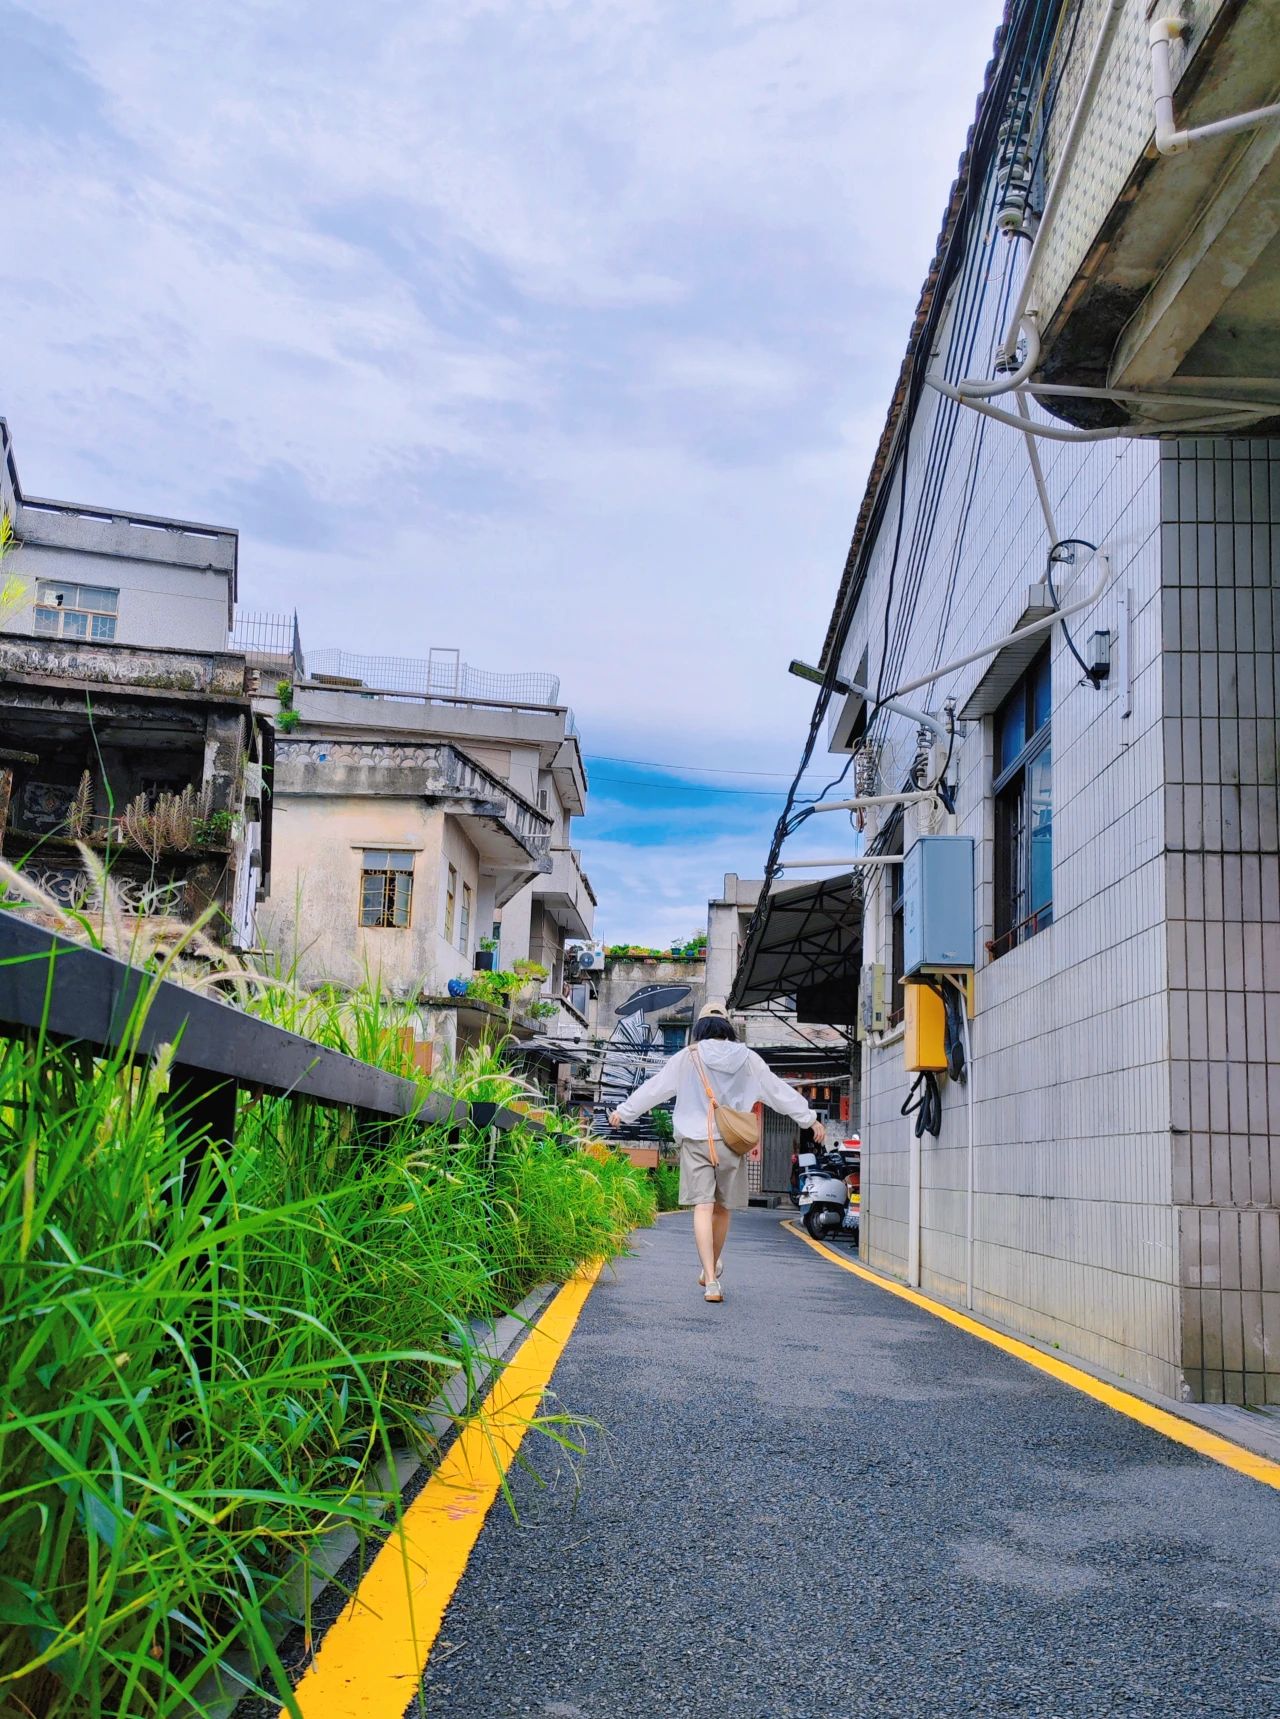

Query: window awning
<box><xmin>959</xmin><ymin>583</ymin><xmax>1056</xmax><ymax>720</ymax></box>
<box><xmin>729</xmin><ymin>871</ymin><xmax>863</xmax><ymax>1016</ymax></box>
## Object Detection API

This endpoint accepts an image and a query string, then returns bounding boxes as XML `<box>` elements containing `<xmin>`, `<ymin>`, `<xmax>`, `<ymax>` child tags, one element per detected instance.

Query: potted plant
<box><xmin>474</xmin><ymin>934</ymin><xmax>499</xmax><ymax>973</ymax></box>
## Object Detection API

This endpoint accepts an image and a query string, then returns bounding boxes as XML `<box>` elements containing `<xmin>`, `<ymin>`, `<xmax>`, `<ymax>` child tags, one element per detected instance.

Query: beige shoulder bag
<box><xmin>689</xmin><ymin>1046</ymin><xmax>760</xmax><ymax>1166</ymax></box>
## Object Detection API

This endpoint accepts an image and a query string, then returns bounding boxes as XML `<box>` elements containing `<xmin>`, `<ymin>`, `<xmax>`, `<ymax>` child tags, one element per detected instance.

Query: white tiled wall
<box><xmin>843</xmin><ymin>220</ymin><xmax>1183</xmax><ymax>1393</ymax></box>
<box><xmin>1162</xmin><ymin>441</ymin><xmax>1280</xmax><ymax>1406</ymax></box>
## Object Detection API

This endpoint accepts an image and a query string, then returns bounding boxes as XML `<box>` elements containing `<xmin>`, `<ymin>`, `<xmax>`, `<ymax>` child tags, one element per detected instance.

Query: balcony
<box><xmin>0</xmin><ymin>633</ymin><xmax>249</xmax><ymax>701</ymax></box>
<box><xmin>997</xmin><ymin>2</ymin><xmax>1280</xmax><ymax>432</ymax></box>
<box><xmin>533</xmin><ymin>845</ymin><xmax>597</xmax><ymax>940</ymax></box>
<box><xmin>273</xmin><ymin>736</ymin><xmax>552</xmax><ymax>905</ymax></box>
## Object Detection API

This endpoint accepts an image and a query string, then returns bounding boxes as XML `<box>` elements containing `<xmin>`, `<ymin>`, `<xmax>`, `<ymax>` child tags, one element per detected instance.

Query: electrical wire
<box><xmin>1044</xmin><ymin>536</ymin><xmax>1100</xmax><ymax>684</ymax></box>
<box><xmin>589</xmin><ymin>775</ymin><xmax>794</xmax><ymax>798</ymax></box>
<box><xmin>901</xmin><ymin>1072</ymin><xmax>943</xmax><ymax>1138</ymax></box>
<box><xmin>872</xmin><ymin>0</ymin><xmax>1065</xmax><ymax>711</ymax></box>
<box><xmin>731</xmin><ymin>0</ymin><xmax>1058</xmax><ymax>1005</ymax></box>
<box><xmin>586</xmin><ymin>754</ymin><xmax>830</xmax><ymax>779</ymax></box>
<box><xmin>871</xmin><ymin>0</ymin><xmax>1061</xmax><ymax>722</ymax></box>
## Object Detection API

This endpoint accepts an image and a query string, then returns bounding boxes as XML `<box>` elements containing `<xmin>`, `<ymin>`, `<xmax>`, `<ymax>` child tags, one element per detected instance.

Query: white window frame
<box><xmin>33</xmin><ymin>580</ymin><xmax>119</xmax><ymax>642</ymax></box>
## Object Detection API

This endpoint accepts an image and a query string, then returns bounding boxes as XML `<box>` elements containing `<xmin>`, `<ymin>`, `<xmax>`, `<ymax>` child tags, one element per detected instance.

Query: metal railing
<box><xmin>228</xmin><ymin>609</ymin><xmax>306</xmax><ymax>678</ymax></box>
<box><xmin>307</xmin><ymin>646</ymin><xmax>559</xmax><ymax>707</ymax></box>
<box><xmin>0</xmin><ymin>911</ymin><xmax>541</xmax><ymax>1144</ymax></box>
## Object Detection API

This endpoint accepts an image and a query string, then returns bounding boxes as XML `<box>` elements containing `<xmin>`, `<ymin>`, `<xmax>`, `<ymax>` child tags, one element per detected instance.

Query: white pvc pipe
<box><xmin>775</xmin><ymin>856</ymin><xmax>905</xmax><ymax>869</ymax></box>
<box><xmin>1150</xmin><ymin>18</ymin><xmax>1280</xmax><ymax>155</ymax></box>
<box><xmin>809</xmin><ymin>791</ymin><xmax>935</xmax><ymax>814</ymax></box>
<box><xmin>1024</xmin><ymin>380</ymin><xmax>1280</xmax><ymax>412</ymax></box>
<box><xmin>836</xmin><ymin>679</ymin><xmax>948</xmax><ymax>746</ymax></box>
<box><xmin>884</xmin><ymin>553</ymin><xmax>1110</xmax><ymax>701</ymax></box>
<box><xmin>928</xmin><ymin>373</ymin><xmax>1261</xmax><ymax>441</ymax></box>
<box><xmin>950</xmin><ymin>976</ymin><xmax>975</xmax><ymax>1313</ymax></box>
<box><xmin>908</xmin><ymin>1129</ymin><xmax>922</xmax><ymax>1289</ymax></box>
<box><xmin>955</xmin><ymin>316</ymin><xmax>1040</xmax><ymax>400</ymax></box>
<box><xmin>958</xmin><ymin>0</ymin><xmax>1128</xmax><ymax>396</ymax></box>
<box><xmin>1150</xmin><ymin>18</ymin><xmax>1182</xmax><ymax>152</ymax></box>
<box><xmin>1016</xmin><ymin>391</ymin><xmax>1058</xmax><ymax>540</ymax></box>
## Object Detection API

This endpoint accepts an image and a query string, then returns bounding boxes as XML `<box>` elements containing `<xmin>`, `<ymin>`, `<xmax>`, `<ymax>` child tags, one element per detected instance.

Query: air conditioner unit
<box><xmin>573</xmin><ymin>945</ymin><xmax>606</xmax><ymax>974</ymax></box>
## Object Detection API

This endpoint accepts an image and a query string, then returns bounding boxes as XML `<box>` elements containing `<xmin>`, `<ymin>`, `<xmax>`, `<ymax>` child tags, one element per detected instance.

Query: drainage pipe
<box><xmin>1017</xmin><ymin>391</ymin><xmax>1058</xmax><ymax>540</ymax></box>
<box><xmin>950</xmin><ymin>976</ymin><xmax>976</xmax><ymax>1313</ymax></box>
<box><xmin>1150</xmin><ymin>17</ymin><xmax>1280</xmax><ymax>155</ymax></box>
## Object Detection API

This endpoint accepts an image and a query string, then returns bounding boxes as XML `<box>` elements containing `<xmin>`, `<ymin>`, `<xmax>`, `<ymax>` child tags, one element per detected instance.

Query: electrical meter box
<box><xmin>902</xmin><ymin>836</ymin><xmax>975</xmax><ymax>977</ymax></box>
<box><xmin>904</xmin><ymin>982</ymin><xmax>948</xmax><ymax>1072</ymax></box>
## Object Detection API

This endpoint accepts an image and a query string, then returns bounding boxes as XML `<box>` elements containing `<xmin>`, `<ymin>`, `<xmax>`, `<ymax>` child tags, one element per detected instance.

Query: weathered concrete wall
<box><xmin>592</xmin><ymin>957</ymin><xmax>706</xmax><ymax>1038</ymax></box>
<box><xmin>261</xmin><ymin>795</ymin><xmax>482</xmax><ymax>999</ymax></box>
<box><xmin>0</xmin><ymin>635</ymin><xmax>247</xmax><ymax>696</ymax></box>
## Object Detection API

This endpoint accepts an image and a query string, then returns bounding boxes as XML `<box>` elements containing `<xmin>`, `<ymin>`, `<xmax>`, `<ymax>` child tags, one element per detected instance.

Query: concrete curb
<box><xmin>185</xmin><ymin>1280</ymin><xmax>559</xmax><ymax>1719</ymax></box>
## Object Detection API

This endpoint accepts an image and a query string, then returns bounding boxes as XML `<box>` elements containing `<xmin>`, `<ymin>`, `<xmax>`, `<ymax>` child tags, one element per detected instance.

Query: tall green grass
<box><xmin>0</xmin><ymin>966</ymin><xmax>653</xmax><ymax>1717</ymax></box>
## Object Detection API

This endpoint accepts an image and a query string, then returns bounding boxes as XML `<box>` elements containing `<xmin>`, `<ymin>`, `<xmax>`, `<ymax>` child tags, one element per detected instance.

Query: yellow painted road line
<box><xmin>783</xmin><ymin>1220</ymin><xmax>1280</xmax><ymax>1493</ymax></box>
<box><xmin>284</xmin><ymin>1261</ymin><xmax>603</xmax><ymax>1718</ymax></box>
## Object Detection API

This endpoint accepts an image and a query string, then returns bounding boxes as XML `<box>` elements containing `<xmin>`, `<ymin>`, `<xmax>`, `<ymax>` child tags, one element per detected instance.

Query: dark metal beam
<box><xmin>0</xmin><ymin>912</ymin><xmax>465</xmax><ymax>1124</ymax></box>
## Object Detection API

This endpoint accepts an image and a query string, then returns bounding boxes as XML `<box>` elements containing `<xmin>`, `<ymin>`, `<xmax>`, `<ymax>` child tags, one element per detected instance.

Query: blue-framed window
<box><xmin>992</xmin><ymin>650</ymin><xmax>1052</xmax><ymax>958</ymax></box>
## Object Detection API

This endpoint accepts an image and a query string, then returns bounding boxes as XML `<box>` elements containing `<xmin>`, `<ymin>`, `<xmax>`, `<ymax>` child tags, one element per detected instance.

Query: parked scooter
<box><xmin>796</xmin><ymin>1146</ymin><xmax>860</xmax><ymax>1241</ymax></box>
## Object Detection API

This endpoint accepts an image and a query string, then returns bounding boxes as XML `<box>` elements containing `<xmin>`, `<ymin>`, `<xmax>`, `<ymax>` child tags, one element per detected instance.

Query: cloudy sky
<box><xmin>4</xmin><ymin>0</ymin><xmax>1002</xmax><ymax>943</ymax></box>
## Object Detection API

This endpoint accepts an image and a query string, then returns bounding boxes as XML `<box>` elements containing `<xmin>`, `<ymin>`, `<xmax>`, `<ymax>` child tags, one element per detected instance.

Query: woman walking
<box><xmin>609</xmin><ymin>1003</ymin><xmax>825</xmax><ymax>1303</ymax></box>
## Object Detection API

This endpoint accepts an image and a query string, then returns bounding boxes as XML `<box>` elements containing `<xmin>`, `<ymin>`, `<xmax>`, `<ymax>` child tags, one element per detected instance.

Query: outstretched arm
<box><xmin>609</xmin><ymin>1052</ymin><xmax>683</xmax><ymax>1127</ymax></box>
<box><xmin>748</xmin><ymin>1051</ymin><xmax>825</xmax><ymax>1140</ymax></box>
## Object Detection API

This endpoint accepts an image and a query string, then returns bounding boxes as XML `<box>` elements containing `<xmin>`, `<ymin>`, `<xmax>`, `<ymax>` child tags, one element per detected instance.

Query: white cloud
<box><xmin>4</xmin><ymin>0</ymin><xmax>1002</xmax><ymax>930</ymax></box>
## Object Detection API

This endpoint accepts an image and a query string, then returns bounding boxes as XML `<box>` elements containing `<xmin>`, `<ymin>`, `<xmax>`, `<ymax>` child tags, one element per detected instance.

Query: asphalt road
<box><xmin>415</xmin><ymin>1208</ymin><xmax>1280</xmax><ymax>1719</ymax></box>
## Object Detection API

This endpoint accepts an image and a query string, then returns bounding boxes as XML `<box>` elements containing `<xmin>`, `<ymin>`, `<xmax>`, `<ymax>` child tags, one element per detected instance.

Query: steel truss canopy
<box><xmin>730</xmin><ymin>871</ymin><xmax>862</xmax><ymax>1018</ymax></box>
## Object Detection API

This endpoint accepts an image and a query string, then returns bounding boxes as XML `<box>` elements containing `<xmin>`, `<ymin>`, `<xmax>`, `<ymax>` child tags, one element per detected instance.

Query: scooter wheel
<box><xmin>803</xmin><ymin>1205</ymin><xmax>829</xmax><ymax>1240</ymax></box>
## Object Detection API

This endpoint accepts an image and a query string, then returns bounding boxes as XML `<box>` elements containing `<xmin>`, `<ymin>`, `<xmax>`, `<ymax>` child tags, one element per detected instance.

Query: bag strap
<box><xmin>689</xmin><ymin>1046</ymin><xmax>720</xmax><ymax>1169</ymax></box>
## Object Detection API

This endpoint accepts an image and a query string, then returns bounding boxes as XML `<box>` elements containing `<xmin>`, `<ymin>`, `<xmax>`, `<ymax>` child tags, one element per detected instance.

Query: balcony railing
<box><xmin>443</xmin><ymin>748</ymin><xmax>552</xmax><ymax>854</ymax></box>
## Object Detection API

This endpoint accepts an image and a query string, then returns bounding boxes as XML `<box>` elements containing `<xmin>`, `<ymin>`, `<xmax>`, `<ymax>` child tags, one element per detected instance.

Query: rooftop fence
<box><xmin>227</xmin><ymin>608</ymin><xmax>306</xmax><ymax>678</ymax></box>
<box><xmin>307</xmin><ymin>646</ymin><xmax>560</xmax><ymax>707</ymax></box>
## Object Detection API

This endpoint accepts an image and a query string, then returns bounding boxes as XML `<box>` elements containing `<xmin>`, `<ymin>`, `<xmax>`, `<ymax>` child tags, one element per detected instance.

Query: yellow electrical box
<box><xmin>904</xmin><ymin>981</ymin><xmax>948</xmax><ymax>1072</ymax></box>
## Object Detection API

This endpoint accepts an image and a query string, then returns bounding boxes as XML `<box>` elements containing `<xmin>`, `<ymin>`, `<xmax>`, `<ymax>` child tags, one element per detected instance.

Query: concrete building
<box><xmin>734</xmin><ymin>1</ymin><xmax>1280</xmax><ymax>1405</ymax></box>
<box><xmin>0</xmin><ymin>421</ymin><xmax>268</xmax><ymax>945</ymax></box>
<box><xmin>255</xmin><ymin>644</ymin><xmax>593</xmax><ymax>1063</ymax></box>
<box><xmin>0</xmin><ymin>420</ymin><xmax>236</xmax><ymax>653</ymax></box>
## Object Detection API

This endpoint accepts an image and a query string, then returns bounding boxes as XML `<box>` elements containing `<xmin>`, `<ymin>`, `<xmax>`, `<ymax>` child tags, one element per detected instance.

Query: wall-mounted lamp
<box><xmin>1087</xmin><ymin>629</ymin><xmax>1112</xmax><ymax>686</ymax></box>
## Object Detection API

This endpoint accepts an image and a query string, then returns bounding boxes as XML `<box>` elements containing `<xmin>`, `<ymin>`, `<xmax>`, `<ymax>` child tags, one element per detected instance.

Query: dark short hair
<box><xmin>692</xmin><ymin>1014</ymin><xmax>738</xmax><ymax>1043</ymax></box>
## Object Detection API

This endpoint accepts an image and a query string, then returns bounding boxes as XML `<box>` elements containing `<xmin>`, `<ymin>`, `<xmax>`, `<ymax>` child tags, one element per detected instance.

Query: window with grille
<box><xmin>359</xmin><ymin>850</ymin><xmax>414</xmax><ymax>929</ymax></box>
<box><xmin>459</xmin><ymin>882</ymin><xmax>472</xmax><ymax>953</ymax></box>
<box><xmin>34</xmin><ymin>581</ymin><xmax>119</xmax><ymax>641</ymax></box>
<box><xmin>992</xmin><ymin>650</ymin><xmax>1052</xmax><ymax>958</ymax></box>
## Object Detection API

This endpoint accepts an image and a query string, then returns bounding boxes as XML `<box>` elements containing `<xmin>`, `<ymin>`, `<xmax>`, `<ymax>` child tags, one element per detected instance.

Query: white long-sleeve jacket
<box><xmin>614</xmin><ymin>1038</ymin><xmax>819</xmax><ymax>1141</ymax></box>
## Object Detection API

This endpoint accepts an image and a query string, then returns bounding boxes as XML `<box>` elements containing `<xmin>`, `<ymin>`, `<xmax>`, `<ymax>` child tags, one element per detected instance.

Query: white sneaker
<box><xmin>698</xmin><ymin>1258</ymin><xmax>724</xmax><ymax>1286</ymax></box>
<box><xmin>704</xmin><ymin>1279</ymin><xmax>723</xmax><ymax>1303</ymax></box>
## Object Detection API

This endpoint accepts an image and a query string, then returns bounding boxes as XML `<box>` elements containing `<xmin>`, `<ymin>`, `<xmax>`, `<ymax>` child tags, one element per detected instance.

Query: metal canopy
<box><xmin>959</xmin><ymin>584</ymin><xmax>1056</xmax><ymax>720</ymax></box>
<box><xmin>730</xmin><ymin>871</ymin><xmax>863</xmax><ymax>1011</ymax></box>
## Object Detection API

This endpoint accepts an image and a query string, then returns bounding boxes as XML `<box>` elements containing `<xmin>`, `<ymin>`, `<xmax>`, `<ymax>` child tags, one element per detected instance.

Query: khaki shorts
<box><xmin>677</xmin><ymin>1134</ymin><xmax>751</xmax><ymax>1209</ymax></box>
